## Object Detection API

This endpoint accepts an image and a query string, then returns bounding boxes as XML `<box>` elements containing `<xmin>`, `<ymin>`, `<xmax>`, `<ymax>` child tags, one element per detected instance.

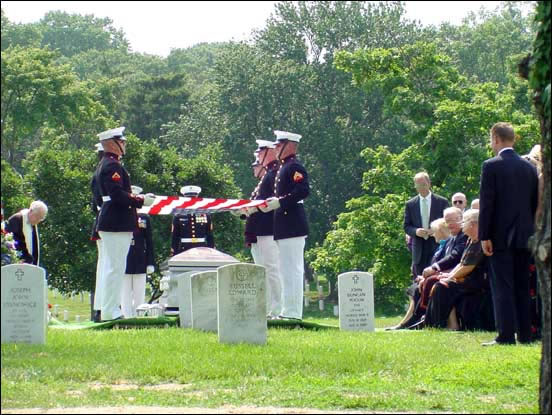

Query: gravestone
<box><xmin>1</xmin><ymin>264</ymin><xmax>47</xmax><ymax>344</ymax></box>
<box><xmin>338</xmin><ymin>271</ymin><xmax>374</xmax><ymax>332</ymax></box>
<box><xmin>177</xmin><ymin>271</ymin><xmax>195</xmax><ymax>328</ymax></box>
<box><xmin>190</xmin><ymin>270</ymin><xmax>218</xmax><ymax>332</ymax></box>
<box><xmin>217</xmin><ymin>263</ymin><xmax>266</xmax><ymax>345</ymax></box>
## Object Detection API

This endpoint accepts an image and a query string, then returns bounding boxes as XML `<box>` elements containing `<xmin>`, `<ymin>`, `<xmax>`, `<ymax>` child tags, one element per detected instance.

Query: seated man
<box><xmin>425</xmin><ymin>209</ymin><xmax>489</xmax><ymax>330</ymax></box>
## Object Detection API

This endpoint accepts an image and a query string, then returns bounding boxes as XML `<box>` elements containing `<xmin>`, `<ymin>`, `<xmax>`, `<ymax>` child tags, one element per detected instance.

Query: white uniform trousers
<box><xmin>256</xmin><ymin>235</ymin><xmax>282</xmax><ymax>317</ymax></box>
<box><xmin>93</xmin><ymin>239</ymin><xmax>105</xmax><ymax>311</ymax></box>
<box><xmin>276</xmin><ymin>236</ymin><xmax>306</xmax><ymax>319</ymax></box>
<box><xmin>121</xmin><ymin>273</ymin><xmax>146</xmax><ymax>318</ymax></box>
<box><xmin>98</xmin><ymin>231</ymin><xmax>133</xmax><ymax>320</ymax></box>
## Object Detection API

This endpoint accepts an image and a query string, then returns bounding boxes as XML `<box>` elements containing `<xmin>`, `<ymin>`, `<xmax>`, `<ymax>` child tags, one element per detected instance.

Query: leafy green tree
<box><xmin>120</xmin><ymin>72</ymin><xmax>190</xmax><ymax>140</ymax></box>
<box><xmin>435</xmin><ymin>2</ymin><xmax>535</xmax><ymax>86</ymax></box>
<box><xmin>38</xmin><ymin>11</ymin><xmax>129</xmax><ymax>57</ymax></box>
<box><xmin>0</xmin><ymin>160</ymin><xmax>32</xmax><ymax>219</ymax></box>
<box><xmin>1</xmin><ymin>46</ymin><xmax>110</xmax><ymax>167</ymax></box>
<box><xmin>1</xmin><ymin>9</ymin><xmax>42</xmax><ymax>50</ymax></box>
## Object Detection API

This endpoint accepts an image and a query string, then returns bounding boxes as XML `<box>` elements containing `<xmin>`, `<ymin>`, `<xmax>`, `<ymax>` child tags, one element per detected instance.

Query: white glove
<box><xmin>245</xmin><ymin>207</ymin><xmax>258</xmax><ymax>216</ymax></box>
<box><xmin>143</xmin><ymin>193</ymin><xmax>156</xmax><ymax>207</ymax></box>
<box><xmin>146</xmin><ymin>265</ymin><xmax>155</xmax><ymax>274</ymax></box>
<box><xmin>258</xmin><ymin>197</ymin><xmax>280</xmax><ymax>213</ymax></box>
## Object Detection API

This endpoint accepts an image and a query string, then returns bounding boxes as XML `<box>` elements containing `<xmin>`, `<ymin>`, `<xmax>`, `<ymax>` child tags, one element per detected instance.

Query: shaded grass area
<box><xmin>1</xmin><ymin>324</ymin><xmax>540</xmax><ymax>413</ymax></box>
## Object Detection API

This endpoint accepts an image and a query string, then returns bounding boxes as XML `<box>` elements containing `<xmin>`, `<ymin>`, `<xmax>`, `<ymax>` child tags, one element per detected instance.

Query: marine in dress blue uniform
<box><xmin>91</xmin><ymin>142</ymin><xmax>105</xmax><ymax>322</ymax></box>
<box><xmin>259</xmin><ymin>131</ymin><xmax>309</xmax><ymax>320</ymax></box>
<box><xmin>122</xmin><ymin>185</ymin><xmax>155</xmax><ymax>317</ymax></box>
<box><xmin>94</xmin><ymin>127</ymin><xmax>155</xmax><ymax>320</ymax></box>
<box><xmin>170</xmin><ymin>186</ymin><xmax>214</xmax><ymax>256</ymax></box>
<box><xmin>243</xmin><ymin>141</ymin><xmax>282</xmax><ymax>318</ymax></box>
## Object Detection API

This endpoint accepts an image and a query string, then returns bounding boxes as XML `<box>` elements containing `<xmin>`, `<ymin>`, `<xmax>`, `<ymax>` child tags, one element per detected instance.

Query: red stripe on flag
<box><xmin>199</xmin><ymin>198</ymin><xmax>230</xmax><ymax>209</ymax></box>
<box><xmin>148</xmin><ymin>196</ymin><xmax>180</xmax><ymax>215</ymax></box>
<box><xmin>225</xmin><ymin>199</ymin><xmax>252</xmax><ymax>209</ymax></box>
<box><xmin>173</xmin><ymin>197</ymin><xmax>203</xmax><ymax>209</ymax></box>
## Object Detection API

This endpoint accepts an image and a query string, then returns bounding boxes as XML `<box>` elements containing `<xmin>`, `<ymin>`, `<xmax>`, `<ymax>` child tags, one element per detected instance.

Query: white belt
<box><xmin>181</xmin><ymin>238</ymin><xmax>206</xmax><ymax>243</ymax></box>
<box><xmin>102</xmin><ymin>196</ymin><xmax>111</xmax><ymax>202</ymax></box>
<box><xmin>297</xmin><ymin>200</ymin><xmax>304</xmax><ymax>204</ymax></box>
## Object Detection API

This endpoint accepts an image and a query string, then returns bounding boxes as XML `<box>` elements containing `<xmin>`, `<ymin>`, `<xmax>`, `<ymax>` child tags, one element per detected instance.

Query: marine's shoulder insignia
<box><xmin>111</xmin><ymin>172</ymin><xmax>121</xmax><ymax>181</ymax></box>
<box><xmin>293</xmin><ymin>171</ymin><xmax>304</xmax><ymax>182</ymax></box>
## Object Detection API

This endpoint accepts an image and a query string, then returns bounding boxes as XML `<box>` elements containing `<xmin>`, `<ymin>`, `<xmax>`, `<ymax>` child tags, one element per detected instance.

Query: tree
<box><xmin>520</xmin><ymin>2</ymin><xmax>551</xmax><ymax>412</ymax></box>
<box><xmin>1</xmin><ymin>46</ymin><xmax>109</xmax><ymax>168</ymax></box>
<box><xmin>38</xmin><ymin>11</ymin><xmax>129</xmax><ymax>57</ymax></box>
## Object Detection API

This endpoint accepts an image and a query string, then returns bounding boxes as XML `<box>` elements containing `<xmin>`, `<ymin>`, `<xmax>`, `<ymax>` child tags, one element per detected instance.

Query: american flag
<box><xmin>138</xmin><ymin>196</ymin><xmax>267</xmax><ymax>215</ymax></box>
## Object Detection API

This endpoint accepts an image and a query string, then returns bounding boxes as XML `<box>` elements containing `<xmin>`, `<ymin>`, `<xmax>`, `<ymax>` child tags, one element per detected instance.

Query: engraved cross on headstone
<box><xmin>15</xmin><ymin>269</ymin><xmax>24</xmax><ymax>281</ymax></box>
<box><xmin>352</xmin><ymin>275</ymin><xmax>359</xmax><ymax>284</ymax></box>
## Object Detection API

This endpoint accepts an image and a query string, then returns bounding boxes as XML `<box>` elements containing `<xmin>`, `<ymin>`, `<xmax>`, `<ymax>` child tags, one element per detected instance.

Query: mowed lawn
<box><xmin>1</xmin><ymin>311</ymin><xmax>541</xmax><ymax>413</ymax></box>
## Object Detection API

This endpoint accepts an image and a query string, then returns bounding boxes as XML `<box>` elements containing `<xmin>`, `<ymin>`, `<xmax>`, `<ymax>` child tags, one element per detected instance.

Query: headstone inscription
<box><xmin>217</xmin><ymin>263</ymin><xmax>266</xmax><ymax>345</ymax></box>
<box><xmin>1</xmin><ymin>264</ymin><xmax>47</xmax><ymax>344</ymax></box>
<box><xmin>338</xmin><ymin>271</ymin><xmax>374</xmax><ymax>332</ymax></box>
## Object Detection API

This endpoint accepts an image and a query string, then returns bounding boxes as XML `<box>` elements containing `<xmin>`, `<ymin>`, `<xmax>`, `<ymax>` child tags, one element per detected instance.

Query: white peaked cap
<box><xmin>98</xmin><ymin>126</ymin><xmax>126</xmax><ymax>141</ymax></box>
<box><xmin>255</xmin><ymin>139</ymin><xmax>275</xmax><ymax>149</ymax></box>
<box><xmin>274</xmin><ymin>130</ymin><xmax>302</xmax><ymax>142</ymax></box>
<box><xmin>131</xmin><ymin>185</ymin><xmax>143</xmax><ymax>195</ymax></box>
<box><xmin>180</xmin><ymin>185</ymin><xmax>202</xmax><ymax>196</ymax></box>
<box><xmin>95</xmin><ymin>142</ymin><xmax>104</xmax><ymax>152</ymax></box>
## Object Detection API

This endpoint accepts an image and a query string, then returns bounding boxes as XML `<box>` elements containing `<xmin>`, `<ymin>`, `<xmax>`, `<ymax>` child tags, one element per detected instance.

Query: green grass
<box><xmin>1</xmin><ymin>308</ymin><xmax>540</xmax><ymax>413</ymax></box>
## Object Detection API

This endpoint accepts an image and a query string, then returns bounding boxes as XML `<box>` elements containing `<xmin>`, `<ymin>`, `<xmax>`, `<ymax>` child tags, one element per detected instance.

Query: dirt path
<box><xmin>1</xmin><ymin>406</ymin><xmax>416</xmax><ymax>414</ymax></box>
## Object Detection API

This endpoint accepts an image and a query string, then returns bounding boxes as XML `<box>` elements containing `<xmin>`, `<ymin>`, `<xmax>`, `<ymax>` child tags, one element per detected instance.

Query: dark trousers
<box><xmin>413</xmin><ymin>238</ymin><xmax>436</xmax><ymax>277</ymax></box>
<box><xmin>489</xmin><ymin>248</ymin><xmax>532</xmax><ymax>343</ymax></box>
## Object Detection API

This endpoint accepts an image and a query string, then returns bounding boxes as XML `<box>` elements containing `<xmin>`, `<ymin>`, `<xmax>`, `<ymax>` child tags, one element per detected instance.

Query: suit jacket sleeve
<box><xmin>478</xmin><ymin>161</ymin><xmax>495</xmax><ymax>241</ymax></box>
<box><xmin>404</xmin><ymin>201</ymin><xmax>417</xmax><ymax>237</ymax></box>
<box><xmin>435</xmin><ymin>233</ymin><xmax>468</xmax><ymax>271</ymax></box>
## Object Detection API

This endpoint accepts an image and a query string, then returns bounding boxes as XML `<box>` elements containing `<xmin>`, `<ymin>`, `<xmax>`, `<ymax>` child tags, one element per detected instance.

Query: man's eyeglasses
<box><xmin>452</xmin><ymin>200</ymin><xmax>465</xmax><ymax>205</ymax></box>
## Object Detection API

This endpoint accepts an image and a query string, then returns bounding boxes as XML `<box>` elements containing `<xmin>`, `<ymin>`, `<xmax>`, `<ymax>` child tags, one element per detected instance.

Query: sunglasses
<box><xmin>452</xmin><ymin>200</ymin><xmax>465</xmax><ymax>205</ymax></box>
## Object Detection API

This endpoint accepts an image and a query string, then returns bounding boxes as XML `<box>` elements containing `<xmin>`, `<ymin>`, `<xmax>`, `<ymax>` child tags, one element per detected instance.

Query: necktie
<box><xmin>421</xmin><ymin>197</ymin><xmax>429</xmax><ymax>229</ymax></box>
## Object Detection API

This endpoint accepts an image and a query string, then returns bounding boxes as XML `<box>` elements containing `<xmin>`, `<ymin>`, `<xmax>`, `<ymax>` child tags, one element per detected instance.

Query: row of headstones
<box><xmin>1</xmin><ymin>263</ymin><xmax>374</xmax><ymax>345</ymax></box>
<box><xmin>178</xmin><ymin>264</ymin><xmax>375</xmax><ymax>345</ymax></box>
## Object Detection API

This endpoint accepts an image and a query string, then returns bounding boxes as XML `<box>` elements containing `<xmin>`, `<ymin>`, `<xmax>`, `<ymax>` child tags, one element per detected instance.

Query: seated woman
<box><xmin>386</xmin><ymin>217</ymin><xmax>450</xmax><ymax>330</ymax></box>
<box><xmin>425</xmin><ymin>209</ymin><xmax>488</xmax><ymax>330</ymax></box>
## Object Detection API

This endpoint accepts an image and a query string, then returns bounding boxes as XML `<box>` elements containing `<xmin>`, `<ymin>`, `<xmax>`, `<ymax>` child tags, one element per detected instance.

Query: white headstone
<box><xmin>217</xmin><ymin>263</ymin><xmax>266</xmax><ymax>345</ymax></box>
<box><xmin>1</xmin><ymin>264</ymin><xmax>47</xmax><ymax>344</ymax></box>
<box><xmin>338</xmin><ymin>272</ymin><xmax>375</xmax><ymax>332</ymax></box>
<box><xmin>190</xmin><ymin>271</ymin><xmax>218</xmax><ymax>332</ymax></box>
<box><xmin>176</xmin><ymin>271</ymin><xmax>195</xmax><ymax>328</ymax></box>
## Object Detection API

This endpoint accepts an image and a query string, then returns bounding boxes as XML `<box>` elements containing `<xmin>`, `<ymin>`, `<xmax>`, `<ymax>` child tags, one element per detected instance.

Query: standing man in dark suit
<box><xmin>404</xmin><ymin>172</ymin><xmax>449</xmax><ymax>278</ymax></box>
<box><xmin>259</xmin><ymin>130</ymin><xmax>309</xmax><ymax>321</ymax></box>
<box><xmin>94</xmin><ymin>127</ymin><xmax>155</xmax><ymax>321</ymax></box>
<box><xmin>479</xmin><ymin>122</ymin><xmax>538</xmax><ymax>346</ymax></box>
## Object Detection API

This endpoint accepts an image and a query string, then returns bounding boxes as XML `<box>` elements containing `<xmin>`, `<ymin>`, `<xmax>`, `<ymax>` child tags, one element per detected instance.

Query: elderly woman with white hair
<box><xmin>5</xmin><ymin>200</ymin><xmax>48</xmax><ymax>266</ymax></box>
<box><xmin>425</xmin><ymin>209</ymin><xmax>491</xmax><ymax>330</ymax></box>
